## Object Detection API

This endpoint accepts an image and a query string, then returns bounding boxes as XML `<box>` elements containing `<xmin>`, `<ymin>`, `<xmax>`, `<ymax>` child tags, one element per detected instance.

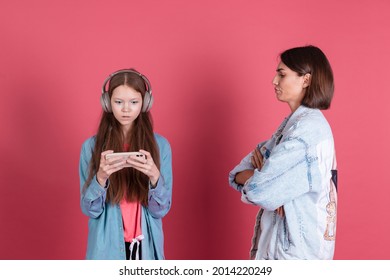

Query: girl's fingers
<box><xmin>128</xmin><ymin>154</ymin><xmax>147</xmax><ymax>165</ymax></box>
<box><xmin>110</xmin><ymin>159</ymin><xmax>127</xmax><ymax>169</ymax></box>
<box><xmin>128</xmin><ymin>160</ymin><xmax>153</xmax><ymax>174</ymax></box>
<box><xmin>127</xmin><ymin>157</ymin><xmax>158</xmax><ymax>178</ymax></box>
<box><xmin>139</xmin><ymin>149</ymin><xmax>151</xmax><ymax>159</ymax></box>
<box><xmin>101</xmin><ymin>159</ymin><xmax>126</xmax><ymax>176</ymax></box>
<box><xmin>108</xmin><ymin>164</ymin><xmax>126</xmax><ymax>175</ymax></box>
<box><xmin>100</xmin><ymin>150</ymin><xmax>114</xmax><ymax>162</ymax></box>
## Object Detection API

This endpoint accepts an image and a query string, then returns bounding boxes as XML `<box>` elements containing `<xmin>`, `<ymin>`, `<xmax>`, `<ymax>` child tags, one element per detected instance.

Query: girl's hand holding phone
<box><xmin>126</xmin><ymin>149</ymin><xmax>160</xmax><ymax>187</ymax></box>
<box><xmin>96</xmin><ymin>150</ymin><xmax>127</xmax><ymax>187</ymax></box>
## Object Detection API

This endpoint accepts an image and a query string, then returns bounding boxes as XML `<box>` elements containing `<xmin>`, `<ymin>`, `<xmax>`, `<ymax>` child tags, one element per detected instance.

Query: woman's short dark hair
<box><xmin>280</xmin><ymin>45</ymin><xmax>334</xmax><ymax>110</ymax></box>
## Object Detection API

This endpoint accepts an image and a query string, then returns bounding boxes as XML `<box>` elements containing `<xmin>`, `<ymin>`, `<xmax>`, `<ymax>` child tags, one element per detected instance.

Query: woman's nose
<box><xmin>272</xmin><ymin>76</ymin><xmax>279</xmax><ymax>86</ymax></box>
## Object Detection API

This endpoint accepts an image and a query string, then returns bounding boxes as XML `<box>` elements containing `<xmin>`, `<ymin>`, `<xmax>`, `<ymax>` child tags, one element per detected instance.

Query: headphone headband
<box><xmin>101</xmin><ymin>69</ymin><xmax>152</xmax><ymax>96</ymax></box>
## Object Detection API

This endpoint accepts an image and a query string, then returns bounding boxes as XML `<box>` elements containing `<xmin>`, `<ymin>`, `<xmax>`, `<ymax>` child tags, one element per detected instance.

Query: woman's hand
<box><xmin>96</xmin><ymin>150</ymin><xmax>127</xmax><ymax>187</ymax></box>
<box><xmin>276</xmin><ymin>206</ymin><xmax>285</xmax><ymax>217</ymax></box>
<box><xmin>235</xmin><ymin>169</ymin><xmax>254</xmax><ymax>185</ymax></box>
<box><xmin>235</xmin><ymin>147</ymin><xmax>264</xmax><ymax>185</ymax></box>
<box><xmin>251</xmin><ymin>147</ymin><xmax>264</xmax><ymax>170</ymax></box>
<box><xmin>126</xmin><ymin>149</ymin><xmax>160</xmax><ymax>187</ymax></box>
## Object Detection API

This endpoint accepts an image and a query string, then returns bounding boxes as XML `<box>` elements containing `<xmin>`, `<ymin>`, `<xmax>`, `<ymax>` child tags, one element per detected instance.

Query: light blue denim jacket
<box><xmin>79</xmin><ymin>133</ymin><xmax>172</xmax><ymax>260</ymax></box>
<box><xmin>229</xmin><ymin>106</ymin><xmax>337</xmax><ymax>259</ymax></box>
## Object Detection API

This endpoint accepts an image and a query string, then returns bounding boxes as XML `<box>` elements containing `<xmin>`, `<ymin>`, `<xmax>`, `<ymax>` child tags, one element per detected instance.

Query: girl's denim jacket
<box><xmin>79</xmin><ymin>133</ymin><xmax>172</xmax><ymax>260</ymax></box>
<box><xmin>229</xmin><ymin>106</ymin><xmax>337</xmax><ymax>259</ymax></box>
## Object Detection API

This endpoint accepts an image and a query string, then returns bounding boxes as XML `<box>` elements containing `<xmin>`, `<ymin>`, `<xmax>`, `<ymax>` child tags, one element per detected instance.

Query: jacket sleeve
<box><xmin>242</xmin><ymin>134</ymin><xmax>320</xmax><ymax>211</ymax></box>
<box><xmin>228</xmin><ymin>140</ymin><xmax>268</xmax><ymax>192</ymax></box>
<box><xmin>147</xmin><ymin>136</ymin><xmax>173</xmax><ymax>219</ymax></box>
<box><xmin>228</xmin><ymin>152</ymin><xmax>254</xmax><ymax>192</ymax></box>
<box><xmin>79</xmin><ymin>138</ymin><xmax>107</xmax><ymax>219</ymax></box>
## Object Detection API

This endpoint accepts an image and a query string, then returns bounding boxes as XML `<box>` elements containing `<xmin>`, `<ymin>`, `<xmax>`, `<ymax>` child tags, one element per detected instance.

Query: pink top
<box><xmin>120</xmin><ymin>198</ymin><xmax>142</xmax><ymax>242</ymax></box>
<box><xmin>120</xmin><ymin>144</ymin><xmax>142</xmax><ymax>242</ymax></box>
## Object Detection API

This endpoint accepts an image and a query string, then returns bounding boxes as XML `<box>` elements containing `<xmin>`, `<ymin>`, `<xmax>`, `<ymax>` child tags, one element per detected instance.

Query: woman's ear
<box><xmin>303</xmin><ymin>73</ymin><xmax>311</xmax><ymax>88</ymax></box>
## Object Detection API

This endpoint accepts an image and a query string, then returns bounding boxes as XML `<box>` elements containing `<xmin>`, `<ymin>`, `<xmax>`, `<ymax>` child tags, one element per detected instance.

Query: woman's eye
<box><xmin>131</xmin><ymin>101</ymin><xmax>139</xmax><ymax>104</ymax></box>
<box><xmin>114</xmin><ymin>100</ymin><xmax>122</xmax><ymax>104</ymax></box>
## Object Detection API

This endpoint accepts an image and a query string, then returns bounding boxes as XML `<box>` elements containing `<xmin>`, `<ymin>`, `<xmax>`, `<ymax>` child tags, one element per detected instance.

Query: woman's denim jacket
<box><xmin>79</xmin><ymin>133</ymin><xmax>172</xmax><ymax>260</ymax></box>
<box><xmin>229</xmin><ymin>106</ymin><xmax>337</xmax><ymax>259</ymax></box>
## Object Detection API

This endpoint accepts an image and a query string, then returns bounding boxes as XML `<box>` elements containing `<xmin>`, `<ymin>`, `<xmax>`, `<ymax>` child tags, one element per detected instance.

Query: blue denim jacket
<box><xmin>229</xmin><ymin>106</ymin><xmax>337</xmax><ymax>259</ymax></box>
<box><xmin>79</xmin><ymin>133</ymin><xmax>172</xmax><ymax>260</ymax></box>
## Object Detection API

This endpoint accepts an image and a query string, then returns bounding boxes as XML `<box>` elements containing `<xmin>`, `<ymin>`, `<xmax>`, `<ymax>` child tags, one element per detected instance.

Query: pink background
<box><xmin>1</xmin><ymin>0</ymin><xmax>389</xmax><ymax>260</ymax></box>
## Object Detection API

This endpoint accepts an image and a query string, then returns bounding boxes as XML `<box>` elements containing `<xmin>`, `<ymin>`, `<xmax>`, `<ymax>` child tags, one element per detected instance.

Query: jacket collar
<box><xmin>283</xmin><ymin>105</ymin><xmax>312</xmax><ymax>133</ymax></box>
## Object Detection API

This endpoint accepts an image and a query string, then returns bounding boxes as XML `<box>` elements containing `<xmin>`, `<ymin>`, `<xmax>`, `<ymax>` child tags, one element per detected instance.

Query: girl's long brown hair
<box><xmin>83</xmin><ymin>70</ymin><xmax>160</xmax><ymax>206</ymax></box>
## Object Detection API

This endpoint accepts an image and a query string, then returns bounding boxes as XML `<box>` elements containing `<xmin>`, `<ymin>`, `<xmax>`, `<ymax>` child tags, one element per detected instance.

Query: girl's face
<box><xmin>272</xmin><ymin>62</ymin><xmax>309</xmax><ymax>112</ymax></box>
<box><xmin>111</xmin><ymin>85</ymin><xmax>143</xmax><ymax>133</ymax></box>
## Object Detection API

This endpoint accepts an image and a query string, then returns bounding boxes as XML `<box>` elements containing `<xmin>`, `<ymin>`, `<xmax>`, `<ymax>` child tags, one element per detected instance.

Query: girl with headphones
<box><xmin>79</xmin><ymin>69</ymin><xmax>172</xmax><ymax>260</ymax></box>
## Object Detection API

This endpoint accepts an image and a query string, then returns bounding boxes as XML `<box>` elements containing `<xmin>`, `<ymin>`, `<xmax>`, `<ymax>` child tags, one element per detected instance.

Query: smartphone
<box><xmin>105</xmin><ymin>152</ymin><xmax>146</xmax><ymax>160</ymax></box>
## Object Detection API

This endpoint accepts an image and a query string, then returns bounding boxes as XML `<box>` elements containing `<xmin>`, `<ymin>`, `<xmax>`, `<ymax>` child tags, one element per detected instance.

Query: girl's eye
<box><xmin>131</xmin><ymin>100</ymin><xmax>139</xmax><ymax>104</ymax></box>
<box><xmin>114</xmin><ymin>100</ymin><xmax>122</xmax><ymax>104</ymax></box>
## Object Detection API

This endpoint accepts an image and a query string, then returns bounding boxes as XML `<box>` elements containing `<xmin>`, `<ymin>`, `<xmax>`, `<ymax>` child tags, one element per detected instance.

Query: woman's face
<box><xmin>111</xmin><ymin>85</ymin><xmax>143</xmax><ymax>133</ymax></box>
<box><xmin>272</xmin><ymin>61</ymin><xmax>309</xmax><ymax>112</ymax></box>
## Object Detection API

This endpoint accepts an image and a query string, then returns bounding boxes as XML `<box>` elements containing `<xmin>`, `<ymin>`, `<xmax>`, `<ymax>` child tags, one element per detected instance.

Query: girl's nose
<box><xmin>122</xmin><ymin>103</ymin><xmax>129</xmax><ymax>111</ymax></box>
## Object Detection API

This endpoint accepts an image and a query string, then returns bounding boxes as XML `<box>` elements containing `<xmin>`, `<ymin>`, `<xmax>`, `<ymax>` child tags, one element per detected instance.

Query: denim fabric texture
<box><xmin>229</xmin><ymin>106</ymin><xmax>337</xmax><ymax>259</ymax></box>
<box><xmin>79</xmin><ymin>133</ymin><xmax>172</xmax><ymax>260</ymax></box>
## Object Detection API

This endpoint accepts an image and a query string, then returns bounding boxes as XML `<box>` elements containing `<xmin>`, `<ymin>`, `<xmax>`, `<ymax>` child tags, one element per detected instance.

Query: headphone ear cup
<box><xmin>142</xmin><ymin>91</ymin><xmax>153</xmax><ymax>112</ymax></box>
<box><xmin>100</xmin><ymin>92</ymin><xmax>112</xmax><ymax>112</ymax></box>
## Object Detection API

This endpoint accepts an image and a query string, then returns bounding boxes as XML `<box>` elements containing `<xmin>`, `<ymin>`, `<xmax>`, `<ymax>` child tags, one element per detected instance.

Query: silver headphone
<box><xmin>100</xmin><ymin>69</ymin><xmax>153</xmax><ymax>113</ymax></box>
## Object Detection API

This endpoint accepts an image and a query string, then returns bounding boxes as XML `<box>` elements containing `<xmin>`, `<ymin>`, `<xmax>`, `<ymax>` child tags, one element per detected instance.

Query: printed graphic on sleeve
<box><xmin>324</xmin><ymin>170</ymin><xmax>337</xmax><ymax>241</ymax></box>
